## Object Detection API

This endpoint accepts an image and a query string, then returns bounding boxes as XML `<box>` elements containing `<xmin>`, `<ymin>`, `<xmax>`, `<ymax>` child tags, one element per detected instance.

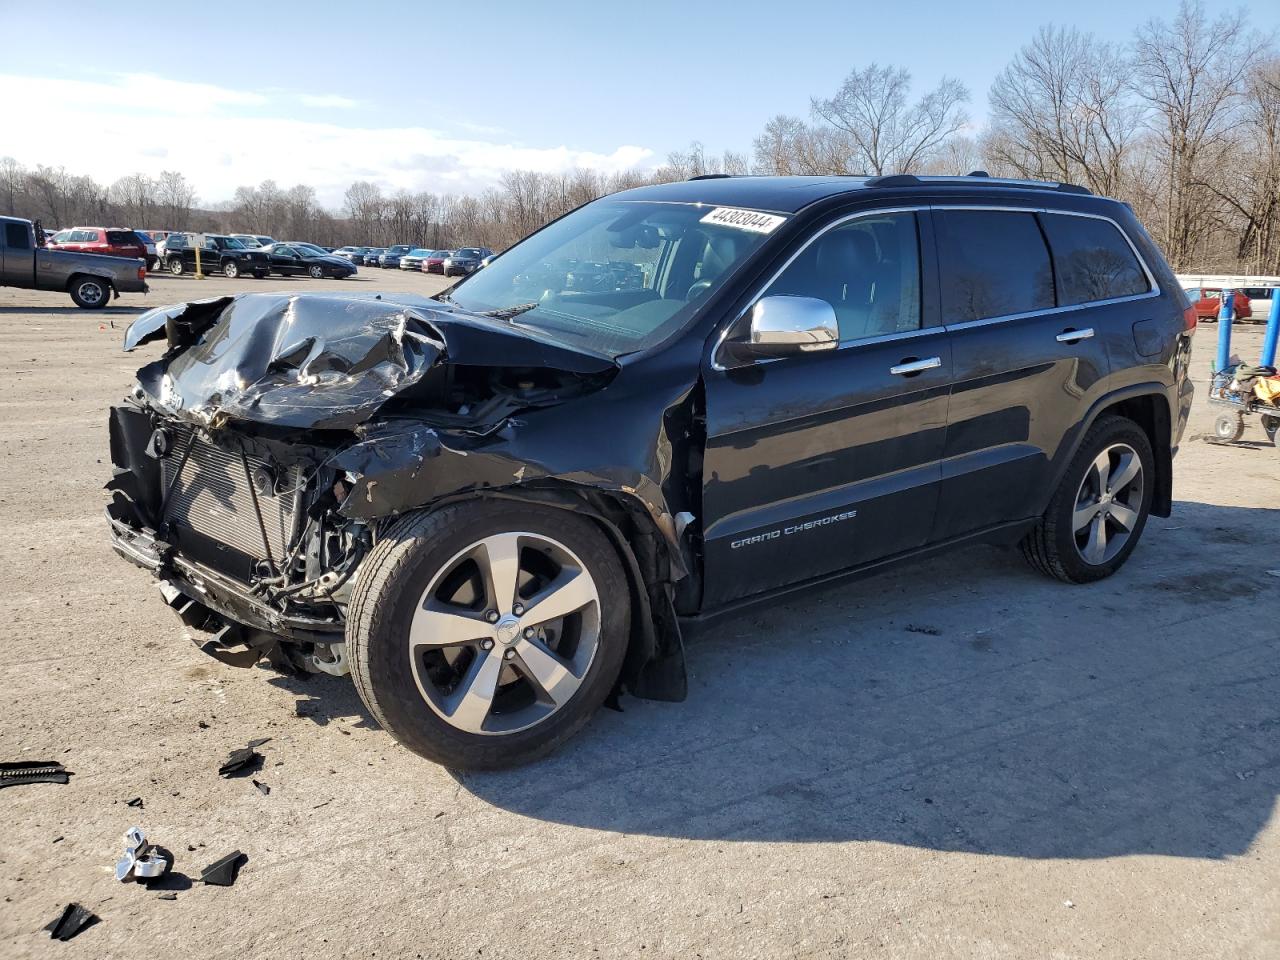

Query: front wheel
<box><xmin>223</xmin><ymin>260</ymin><xmax>240</xmax><ymax>278</ymax></box>
<box><xmin>1215</xmin><ymin>413</ymin><xmax>1245</xmax><ymax>441</ymax></box>
<box><xmin>347</xmin><ymin>502</ymin><xmax>630</xmax><ymax>770</ymax></box>
<box><xmin>69</xmin><ymin>276</ymin><xmax>109</xmax><ymax>309</ymax></box>
<box><xmin>309</xmin><ymin>265</ymin><xmax>324</xmax><ymax>279</ymax></box>
<box><xmin>1021</xmin><ymin>415</ymin><xmax>1155</xmax><ymax>584</ymax></box>
<box><xmin>253</xmin><ymin>270</ymin><xmax>268</xmax><ymax>279</ymax></box>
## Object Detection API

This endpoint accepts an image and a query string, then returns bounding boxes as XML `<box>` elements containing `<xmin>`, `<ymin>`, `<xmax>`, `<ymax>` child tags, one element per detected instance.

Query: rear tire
<box><xmin>167</xmin><ymin>257</ymin><xmax>184</xmax><ymax>276</ymax></box>
<box><xmin>1021</xmin><ymin>415</ymin><xmax>1154</xmax><ymax>584</ymax></box>
<box><xmin>347</xmin><ymin>502</ymin><xmax>630</xmax><ymax>770</ymax></box>
<box><xmin>1215</xmin><ymin>413</ymin><xmax>1245</xmax><ymax>441</ymax></box>
<box><xmin>69</xmin><ymin>276</ymin><xmax>109</xmax><ymax>309</ymax></box>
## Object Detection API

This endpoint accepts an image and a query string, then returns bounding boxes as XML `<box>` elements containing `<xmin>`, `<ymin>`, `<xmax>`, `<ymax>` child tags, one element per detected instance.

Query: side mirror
<box><xmin>730</xmin><ymin>296</ymin><xmax>838</xmax><ymax>361</ymax></box>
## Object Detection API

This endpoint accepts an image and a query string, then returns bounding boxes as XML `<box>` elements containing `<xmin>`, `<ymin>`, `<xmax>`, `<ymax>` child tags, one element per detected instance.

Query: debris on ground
<box><xmin>125</xmin><ymin>797</ymin><xmax>143</xmax><ymax>808</ymax></box>
<box><xmin>44</xmin><ymin>903</ymin><xmax>98</xmax><ymax>941</ymax></box>
<box><xmin>904</xmin><ymin>624</ymin><xmax>942</xmax><ymax>636</ymax></box>
<box><xmin>218</xmin><ymin>738</ymin><xmax>270</xmax><ymax>778</ymax></box>
<box><xmin>156</xmin><ymin>892</ymin><xmax>177</xmax><ymax>901</ymax></box>
<box><xmin>200</xmin><ymin>851</ymin><xmax>246</xmax><ymax>887</ymax></box>
<box><xmin>1</xmin><ymin>761</ymin><xmax>72</xmax><ymax>789</ymax></box>
<box><xmin>252</xmin><ymin>780</ymin><xmax>270</xmax><ymax>796</ymax></box>
<box><xmin>114</xmin><ymin>828</ymin><xmax>171</xmax><ymax>883</ymax></box>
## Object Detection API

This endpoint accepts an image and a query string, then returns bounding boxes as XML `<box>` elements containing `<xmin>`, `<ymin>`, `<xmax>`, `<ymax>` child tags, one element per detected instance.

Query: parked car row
<box><xmin>157</xmin><ymin>234</ymin><xmax>357</xmax><ymax>279</ymax></box>
<box><xmin>355</xmin><ymin>244</ymin><xmax>494</xmax><ymax>275</ymax></box>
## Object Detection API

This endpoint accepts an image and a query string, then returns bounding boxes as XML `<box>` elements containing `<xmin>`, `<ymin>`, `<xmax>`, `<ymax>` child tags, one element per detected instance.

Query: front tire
<box><xmin>309</xmin><ymin>265</ymin><xmax>324</xmax><ymax>279</ymax></box>
<box><xmin>1021</xmin><ymin>415</ymin><xmax>1154</xmax><ymax>584</ymax></box>
<box><xmin>347</xmin><ymin>502</ymin><xmax>630</xmax><ymax>770</ymax></box>
<box><xmin>69</xmin><ymin>276</ymin><xmax>109</xmax><ymax>309</ymax></box>
<box><xmin>223</xmin><ymin>260</ymin><xmax>240</xmax><ymax>278</ymax></box>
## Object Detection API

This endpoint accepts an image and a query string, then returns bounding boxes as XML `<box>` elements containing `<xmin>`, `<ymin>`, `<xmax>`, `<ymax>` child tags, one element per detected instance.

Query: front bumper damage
<box><xmin>106</xmin><ymin>291</ymin><xmax>694</xmax><ymax>695</ymax></box>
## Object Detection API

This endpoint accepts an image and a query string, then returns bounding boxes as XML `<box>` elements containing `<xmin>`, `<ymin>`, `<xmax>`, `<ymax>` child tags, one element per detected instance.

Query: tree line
<box><xmin>1</xmin><ymin>2</ymin><xmax>1275</xmax><ymax>274</ymax></box>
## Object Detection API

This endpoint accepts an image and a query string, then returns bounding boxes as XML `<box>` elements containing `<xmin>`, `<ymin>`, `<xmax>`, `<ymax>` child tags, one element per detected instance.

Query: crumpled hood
<box><xmin>123</xmin><ymin>292</ymin><xmax>617</xmax><ymax>431</ymax></box>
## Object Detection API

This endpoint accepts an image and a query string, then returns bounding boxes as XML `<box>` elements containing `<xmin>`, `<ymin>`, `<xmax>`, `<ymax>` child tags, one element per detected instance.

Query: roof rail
<box><xmin>687</xmin><ymin>173</ymin><xmax>735</xmax><ymax>181</ymax></box>
<box><xmin>863</xmin><ymin>173</ymin><xmax>1092</xmax><ymax>195</ymax></box>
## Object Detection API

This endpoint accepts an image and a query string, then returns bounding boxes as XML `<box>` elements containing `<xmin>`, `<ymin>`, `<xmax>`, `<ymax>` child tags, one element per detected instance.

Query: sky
<box><xmin>1</xmin><ymin>0</ymin><xmax>1273</xmax><ymax>209</ymax></box>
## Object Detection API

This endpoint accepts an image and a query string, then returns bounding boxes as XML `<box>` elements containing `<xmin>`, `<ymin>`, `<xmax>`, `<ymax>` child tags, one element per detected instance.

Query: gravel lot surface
<box><xmin>1</xmin><ymin>271</ymin><xmax>1277</xmax><ymax>959</ymax></box>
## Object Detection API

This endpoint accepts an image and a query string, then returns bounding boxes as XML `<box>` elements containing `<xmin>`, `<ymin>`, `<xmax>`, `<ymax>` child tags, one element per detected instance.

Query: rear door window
<box><xmin>106</xmin><ymin>230</ymin><xmax>137</xmax><ymax>244</ymax></box>
<box><xmin>935</xmin><ymin>210</ymin><xmax>1055</xmax><ymax>323</ymax></box>
<box><xmin>1038</xmin><ymin>213</ymin><xmax>1149</xmax><ymax>305</ymax></box>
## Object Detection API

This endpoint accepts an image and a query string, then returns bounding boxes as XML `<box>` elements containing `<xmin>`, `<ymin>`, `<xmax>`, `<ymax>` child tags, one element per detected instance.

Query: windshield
<box><xmin>446</xmin><ymin>199</ymin><xmax>782</xmax><ymax>357</ymax></box>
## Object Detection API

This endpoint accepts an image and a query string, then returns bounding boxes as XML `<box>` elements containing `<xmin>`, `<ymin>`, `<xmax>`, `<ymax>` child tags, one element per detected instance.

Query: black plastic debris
<box><xmin>218</xmin><ymin>738</ymin><xmax>270</xmax><ymax>778</ymax></box>
<box><xmin>1</xmin><ymin>761</ymin><xmax>72</xmax><ymax>789</ymax></box>
<box><xmin>156</xmin><ymin>892</ymin><xmax>177</xmax><ymax>901</ymax></box>
<box><xmin>44</xmin><ymin>903</ymin><xmax>98</xmax><ymax>941</ymax></box>
<box><xmin>252</xmin><ymin>780</ymin><xmax>270</xmax><ymax>796</ymax></box>
<box><xmin>125</xmin><ymin>797</ymin><xmax>144</xmax><ymax>808</ymax></box>
<box><xmin>200</xmin><ymin>851</ymin><xmax>246</xmax><ymax>887</ymax></box>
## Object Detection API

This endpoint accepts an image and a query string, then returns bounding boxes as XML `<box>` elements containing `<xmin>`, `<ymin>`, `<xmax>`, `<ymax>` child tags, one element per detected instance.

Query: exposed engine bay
<box><xmin>105</xmin><ymin>291</ymin><xmax>690</xmax><ymax>687</ymax></box>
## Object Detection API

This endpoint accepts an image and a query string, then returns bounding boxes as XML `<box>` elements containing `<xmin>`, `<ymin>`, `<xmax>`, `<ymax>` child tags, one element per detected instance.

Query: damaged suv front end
<box><xmin>107</xmin><ymin>291</ymin><xmax>686</xmax><ymax>672</ymax></box>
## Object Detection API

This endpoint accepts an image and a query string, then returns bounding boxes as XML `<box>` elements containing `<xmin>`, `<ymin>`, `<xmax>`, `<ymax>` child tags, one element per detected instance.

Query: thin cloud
<box><xmin>0</xmin><ymin>72</ymin><xmax>658</xmax><ymax>207</ymax></box>
<box><xmin>299</xmin><ymin>94</ymin><xmax>363</xmax><ymax>110</ymax></box>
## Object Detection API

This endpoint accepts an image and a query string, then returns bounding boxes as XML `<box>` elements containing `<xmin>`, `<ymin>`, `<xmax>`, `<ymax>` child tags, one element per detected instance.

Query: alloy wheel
<box><xmin>1072</xmin><ymin>442</ymin><xmax>1143</xmax><ymax>565</ymax></box>
<box><xmin>408</xmin><ymin>531</ymin><xmax>601</xmax><ymax>736</ymax></box>
<box><xmin>76</xmin><ymin>281</ymin><xmax>104</xmax><ymax>305</ymax></box>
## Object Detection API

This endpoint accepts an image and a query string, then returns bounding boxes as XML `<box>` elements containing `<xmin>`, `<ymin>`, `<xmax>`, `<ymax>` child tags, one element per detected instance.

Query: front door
<box><xmin>700</xmin><ymin>209</ymin><xmax>952</xmax><ymax>607</ymax></box>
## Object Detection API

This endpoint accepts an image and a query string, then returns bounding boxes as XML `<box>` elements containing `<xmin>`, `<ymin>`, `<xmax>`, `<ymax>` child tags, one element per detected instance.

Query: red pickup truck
<box><xmin>47</xmin><ymin>227</ymin><xmax>148</xmax><ymax>262</ymax></box>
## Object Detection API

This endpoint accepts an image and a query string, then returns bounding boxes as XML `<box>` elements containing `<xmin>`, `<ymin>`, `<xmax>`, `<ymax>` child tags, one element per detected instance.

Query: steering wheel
<box><xmin>686</xmin><ymin>279</ymin><xmax>714</xmax><ymax>301</ymax></box>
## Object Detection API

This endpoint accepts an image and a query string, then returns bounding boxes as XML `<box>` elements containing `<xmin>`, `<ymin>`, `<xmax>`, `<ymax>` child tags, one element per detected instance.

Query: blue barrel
<box><xmin>1262</xmin><ymin>291</ymin><xmax>1280</xmax><ymax>368</ymax></box>
<box><xmin>1216</xmin><ymin>291</ymin><xmax>1235</xmax><ymax>374</ymax></box>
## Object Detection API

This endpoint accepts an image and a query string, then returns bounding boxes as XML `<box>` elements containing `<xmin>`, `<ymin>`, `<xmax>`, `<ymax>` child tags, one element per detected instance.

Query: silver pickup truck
<box><xmin>1</xmin><ymin>215</ymin><xmax>149</xmax><ymax>308</ymax></box>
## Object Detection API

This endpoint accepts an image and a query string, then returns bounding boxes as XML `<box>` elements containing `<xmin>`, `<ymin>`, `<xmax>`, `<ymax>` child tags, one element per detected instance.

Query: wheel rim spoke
<box><xmin>409</xmin><ymin>603</ymin><xmax>492</xmax><ymax>649</ymax></box>
<box><xmin>521</xmin><ymin>567</ymin><xmax>596</xmax><ymax>628</ymax></box>
<box><xmin>1073</xmin><ymin>500</ymin><xmax>1101</xmax><ymax>533</ymax></box>
<box><xmin>515</xmin><ymin>637</ymin><xmax>580</xmax><ymax>705</ymax></box>
<box><xmin>478</xmin><ymin>533</ymin><xmax>522</xmax><ymax>613</ymax></box>
<box><xmin>1090</xmin><ymin>451</ymin><xmax>1112</xmax><ymax>491</ymax></box>
<box><xmin>1110</xmin><ymin>451</ymin><xmax>1140</xmax><ymax>492</ymax></box>
<box><xmin>444</xmin><ymin>647</ymin><xmax>504</xmax><ymax>732</ymax></box>
<box><xmin>1109</xmin><ymin>502</ymin><xmax>1139</xmax><ymax>531</ymax></box>
<box><xmin>1084</xmin><ymin>514</ymin><xmax>1108</xmax><ymax>564</ymax></box>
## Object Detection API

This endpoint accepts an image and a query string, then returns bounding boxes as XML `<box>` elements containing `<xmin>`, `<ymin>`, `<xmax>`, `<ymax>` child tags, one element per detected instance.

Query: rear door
<box><xmin>929</xmin><ymin>207</ymin><xmax>1121</xmax><ymax>541</ymax></box>
<box><xmin>701</xmin><ymin>208</ymin><xmax>952</xmax><ymax>606</ymax></box>
<box><xmin>1</xmin><ymin>221</ymin><xmax>35</xmax><ymax>286</ymax></box>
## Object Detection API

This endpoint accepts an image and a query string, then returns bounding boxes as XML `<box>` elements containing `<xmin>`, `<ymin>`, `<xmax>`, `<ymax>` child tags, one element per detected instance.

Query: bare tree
<box><xmin>811</xmin><ymin>63</ymin><xmax>969</xmax><ymax>174</ymax></box>
<box><xmin>988</xmin><ymin>26</ymin><xmax>1140</xmax><ymax>196</ymax></box>
<box><xmin>155</xmin><ymin>170</ymin><xmax>196</xmax><ymax>228</ymax></box>
<box><xmin>1132</xmin><ymin>1</ymin><xmax>1264</xmax><ymax>269</ymax></box>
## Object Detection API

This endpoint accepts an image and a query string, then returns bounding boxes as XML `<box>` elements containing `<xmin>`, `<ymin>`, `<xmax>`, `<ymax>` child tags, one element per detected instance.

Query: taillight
<box><xmin>138</xmin><ymin>265</ymin><xmax>146</xmax><ymax>280</ymax></box>
<box><xmin>1184</xmin><ymin>304</ymin><xmax>1197</xmax><ymax>332</ymax></box>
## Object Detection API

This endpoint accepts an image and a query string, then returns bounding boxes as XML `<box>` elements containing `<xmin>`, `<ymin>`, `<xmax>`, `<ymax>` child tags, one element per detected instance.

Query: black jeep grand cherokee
<box><xmin>107</xmin><ymin>173</ymin><xmax>1195</xmax><ymax>769</ymax></box>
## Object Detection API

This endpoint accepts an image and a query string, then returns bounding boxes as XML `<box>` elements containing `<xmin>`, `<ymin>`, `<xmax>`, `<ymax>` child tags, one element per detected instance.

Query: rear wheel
<box><xmin>1215</xmin><ymin>413</ymin><xmax>1245</xmax><ymax>441</ymax></box>
<box><xmin>347</xmin><ymin>502</ymin><xmax>629</xmax><ymax>769</ymax></box>
<box><xmin>69</xmin><ymin>276</ymin><xmax>109</xmax><ymax>309</ymax></box>
<box><xmin>253</xmin><ymin>270</ymin><xmax>268</xmax><ymax>279</ymax></box>
<box><xmin>167</xmin><ymin>257</ymin><xmax>184</xmax><ymax>276</ymax></box>
<box><xmin>1021</xmin><ymin>415</ymin><xmax>1154</xmax><ymax>584</ymax></box>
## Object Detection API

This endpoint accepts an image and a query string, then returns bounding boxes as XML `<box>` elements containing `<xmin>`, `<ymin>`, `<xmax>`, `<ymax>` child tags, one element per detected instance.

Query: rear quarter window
<box><xmin>934</xmin><ymin>210</ymin><xmax>1055</xmax><ymax>323</ymax></box>
<box><xmin>5</xmin><ymin>223</ymin><xmax>32</xmax><ymax>249</ymax></box>
<box><xmin>1038</xmin><ymin>213</ymin><xmax>1150</xmax><ymax>305</ymax></box>
<box><xmin>106</xmin><ymin>230</ymin><xmax>138</xmax><ymax>244</ymax></box>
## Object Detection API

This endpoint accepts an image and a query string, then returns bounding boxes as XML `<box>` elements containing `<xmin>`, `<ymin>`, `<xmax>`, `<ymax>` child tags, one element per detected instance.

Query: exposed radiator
<box><xmin>161</xmin><ymin>428</ymin><xmax>302</xmax><ymax>566</ymax></box>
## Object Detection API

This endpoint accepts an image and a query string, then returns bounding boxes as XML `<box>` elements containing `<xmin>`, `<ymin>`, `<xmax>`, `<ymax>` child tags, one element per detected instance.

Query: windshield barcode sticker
<box><xmin>700</xmin><ymin>207</ymin><xmax>786</xmax><ymax>234</ymax></box>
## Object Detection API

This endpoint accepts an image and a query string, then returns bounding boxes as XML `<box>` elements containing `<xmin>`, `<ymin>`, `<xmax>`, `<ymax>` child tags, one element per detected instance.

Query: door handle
<box><xmin>1056</xmin><ymin>327</ymin><xmax>1095</xmax><ymax>343</ymax></box>
<box><xmin>889</xmin><ymin>356</ymin><xmax>942</xmax><ymax>376</ymax></box>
